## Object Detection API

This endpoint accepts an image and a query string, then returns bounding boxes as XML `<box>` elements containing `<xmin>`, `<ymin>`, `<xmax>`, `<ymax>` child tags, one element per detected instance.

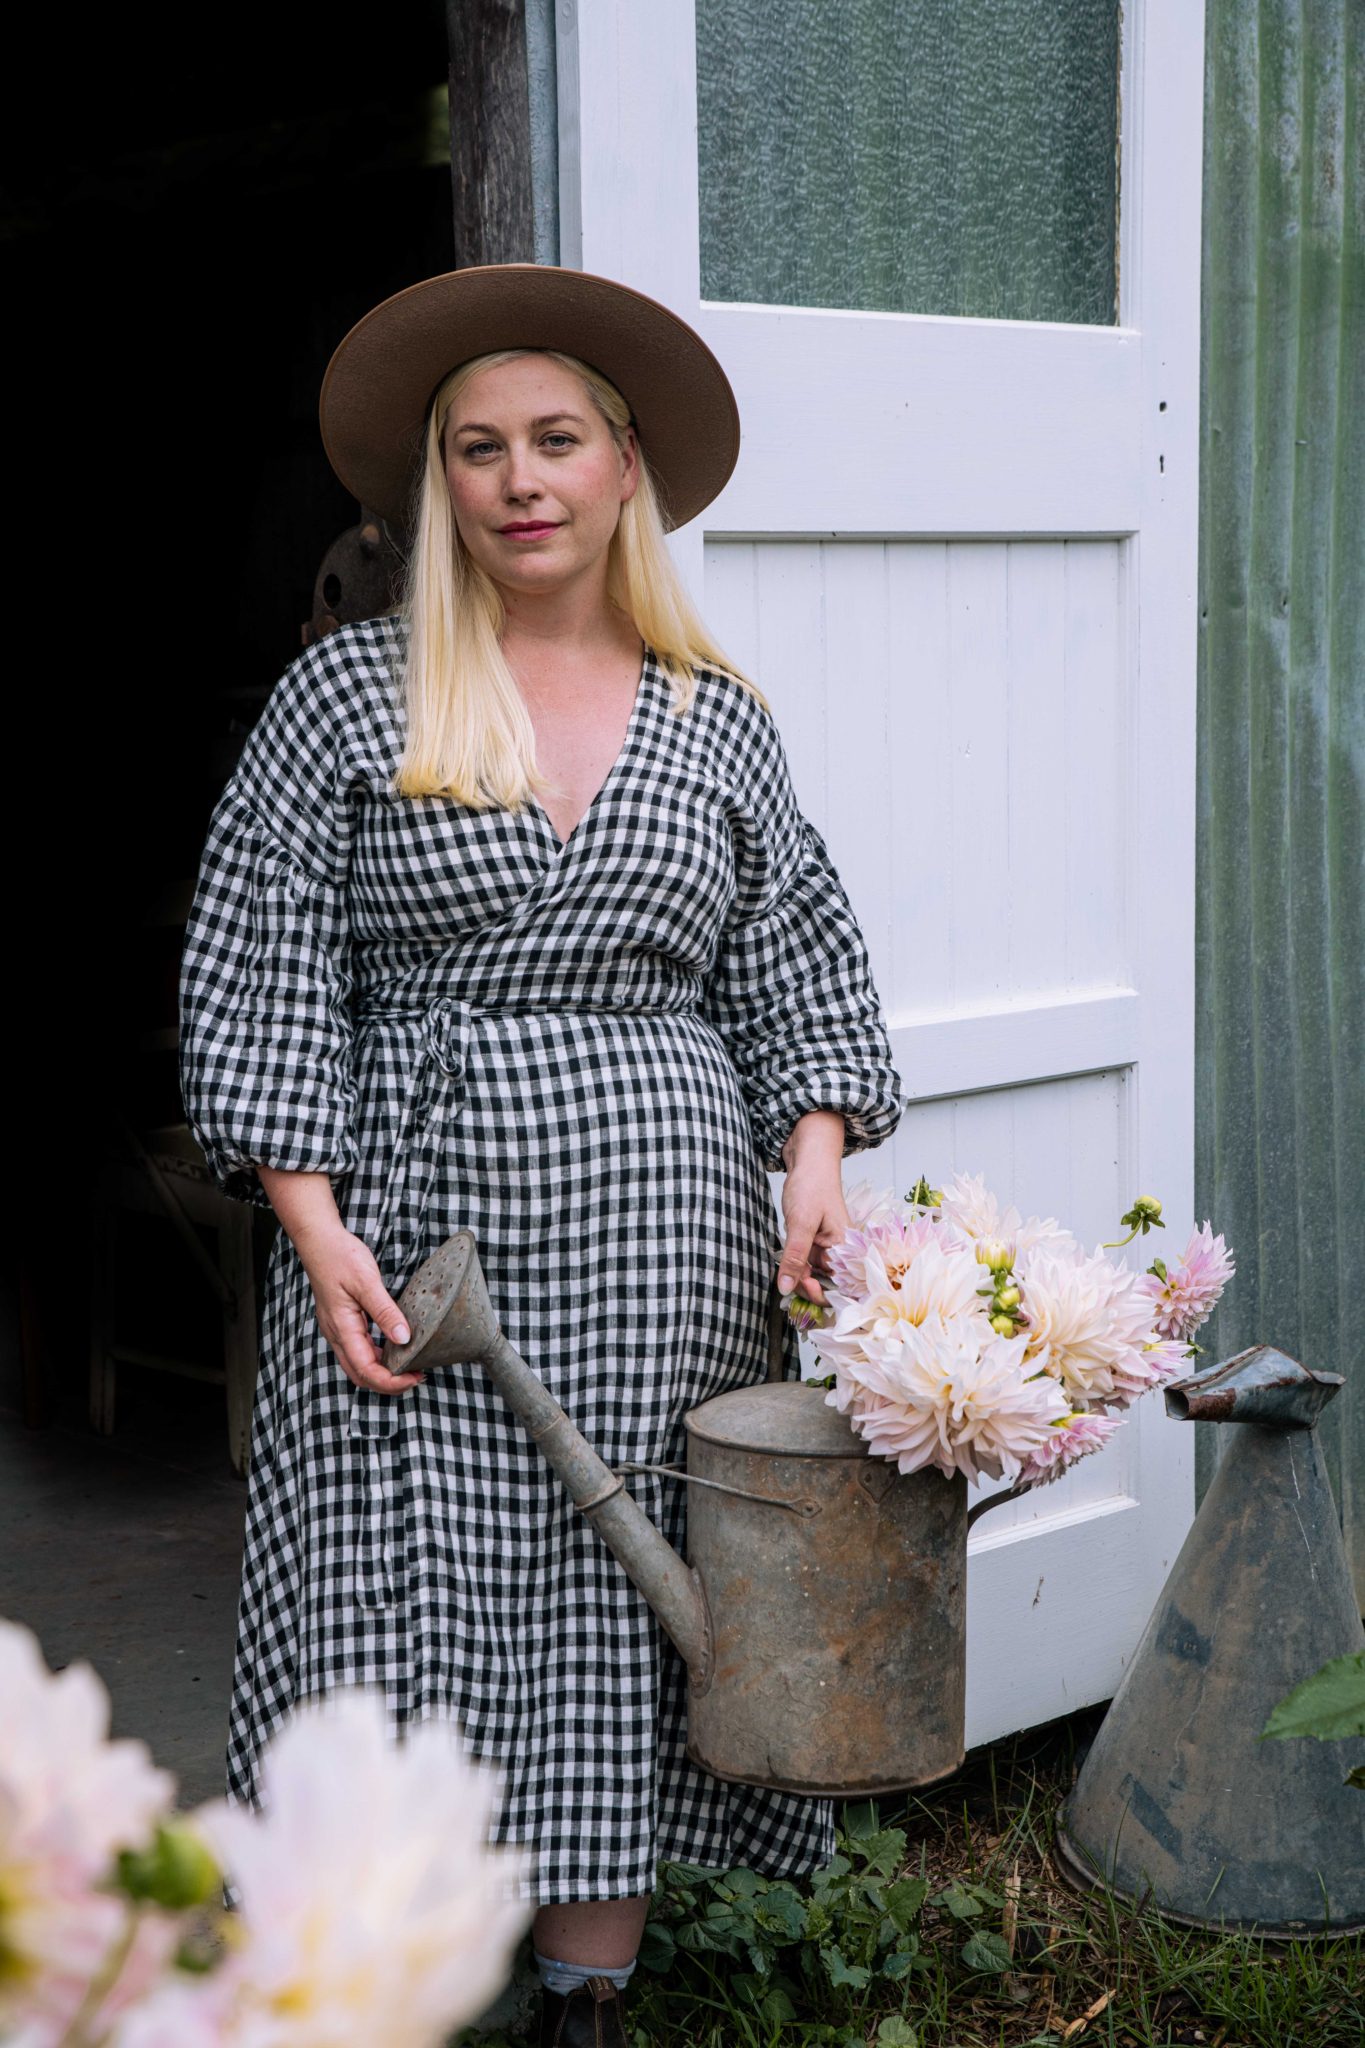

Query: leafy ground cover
<box><xmin>463</xmin><ymin>1711</ymin><xmax>1363</xmax><ymax>2048</ymax></box>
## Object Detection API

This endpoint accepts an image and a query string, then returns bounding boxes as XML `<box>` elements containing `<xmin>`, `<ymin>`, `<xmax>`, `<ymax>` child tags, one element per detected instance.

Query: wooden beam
<box><xmin>447</xmin><ymin>0</ymin><xmax>540</xmax><ymax>264</ymax></box>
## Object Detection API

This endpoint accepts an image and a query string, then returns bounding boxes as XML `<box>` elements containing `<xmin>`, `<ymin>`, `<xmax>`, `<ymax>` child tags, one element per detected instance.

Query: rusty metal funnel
<box><xmin>381</xmin><ymin>1230</ymin><xmax>712</xmax><ymax>1686</ymax></box>
<box><xmin>1055</xmin><ymin>1345</ymin><xmax>1365</xmax><ymax>1935</ymax></box>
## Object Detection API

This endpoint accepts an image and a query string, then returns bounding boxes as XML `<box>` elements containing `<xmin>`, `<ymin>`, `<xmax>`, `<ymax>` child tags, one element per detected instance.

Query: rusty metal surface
<box><xmin>685</xmin><ymin>1389</ymin><xmax>967</xmax><ymax>1795</ymax></box>
<box><xmin>1059</xmin><ymin>1346</ymin><xmax>1365</xmax><ymax>1935</ymax></box>
<box><xmin>684</xmin><ymin>1379</ymin><xmax>879</xmax><ymax>1458</ymax></box>
<box><xmin>381</xmin><ymin>1230</ymin><xmax>499</xmax><ymax>1369</ymax></box>
<box><xmin>301</xmin><ymin>512</ymin><xmax>405</xmax><ymax>648</ymax></box>
<box><xmin>1166</xmin><ymin>1342</ymin><xmax>1344</xmax><ymax>1430</ymax></box>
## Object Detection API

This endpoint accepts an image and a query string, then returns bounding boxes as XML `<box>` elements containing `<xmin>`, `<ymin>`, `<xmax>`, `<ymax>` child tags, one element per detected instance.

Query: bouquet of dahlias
<box><xmin>784</xmin><ymin>1173</ymin><xmax>1234</xmax><ymax>1492</ymax></box>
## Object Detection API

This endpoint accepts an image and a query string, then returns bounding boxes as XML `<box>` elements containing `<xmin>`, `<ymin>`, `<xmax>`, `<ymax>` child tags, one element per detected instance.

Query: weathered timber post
<box><xmin>446</xmin><ymin>0</ymin><xmax>559</xmax><ymax>266</ymax></box>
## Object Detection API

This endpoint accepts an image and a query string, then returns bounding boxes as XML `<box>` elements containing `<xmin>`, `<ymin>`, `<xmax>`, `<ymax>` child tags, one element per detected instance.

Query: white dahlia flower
<box><xmin>830</xmin><ymin>1322</ymin><xmax>1070</xmax><ymax>1484</ymax></box>
<box><xmin>841</xmin><ymin>1178</ymin><xmax>906</xmax><ymax>1232</ymax></box>
<box><xmin>1016</xmin><ymin>1243</ymin><xmax>1160</xmax><ymax>1409</ymax></box>
<box><xmin>111</xmin><ymin>1688</ymin><xmax>530</xmax><ymax>2048</ymax></box>
<box><xmin>936</xmin><ymin>1172</ymin><xmax>1074</xmax><ymax>1263</ymax></box>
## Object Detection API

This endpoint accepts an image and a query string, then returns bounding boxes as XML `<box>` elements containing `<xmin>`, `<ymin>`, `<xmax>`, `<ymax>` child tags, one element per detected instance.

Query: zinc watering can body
<box><xmin>383</xmin><ymin>1229</ymin><xmax>969</xmax><ymax>1795</ymax></box>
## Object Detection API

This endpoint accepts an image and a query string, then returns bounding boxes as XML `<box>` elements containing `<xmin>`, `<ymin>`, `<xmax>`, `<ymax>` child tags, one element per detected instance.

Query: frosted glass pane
<box><xmin>697</xmin><ymin>0</ymin><xmax>1120</xmax><ymax>325</ymax></box>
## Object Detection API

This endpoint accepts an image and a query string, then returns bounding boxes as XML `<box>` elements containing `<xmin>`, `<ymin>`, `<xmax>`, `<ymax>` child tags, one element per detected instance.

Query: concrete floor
<box><xmin>0</xmin><ymin>1364</ymin><xmax>248</xmax><ymax>1809</ymax></box>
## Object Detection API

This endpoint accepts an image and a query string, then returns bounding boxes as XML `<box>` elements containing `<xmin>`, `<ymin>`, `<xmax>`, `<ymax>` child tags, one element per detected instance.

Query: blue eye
<box><xmin>462</xmin><ymin>434</ymin><xmax>576</xmax><ymax>459</ymax></box>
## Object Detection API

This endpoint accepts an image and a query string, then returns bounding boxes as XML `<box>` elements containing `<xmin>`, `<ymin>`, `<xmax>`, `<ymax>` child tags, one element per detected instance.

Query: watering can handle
<box><xmin>613</xmin><ymin>1461</ymin><xmax>820</xmax><ymax>1516</ymax></box>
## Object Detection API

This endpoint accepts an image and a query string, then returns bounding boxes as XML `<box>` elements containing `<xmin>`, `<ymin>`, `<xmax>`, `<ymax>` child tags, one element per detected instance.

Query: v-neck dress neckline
<box><xmin>527</xmin><ymin>643</ymin><xmax>656</xmax><ymax>857</ymax></box>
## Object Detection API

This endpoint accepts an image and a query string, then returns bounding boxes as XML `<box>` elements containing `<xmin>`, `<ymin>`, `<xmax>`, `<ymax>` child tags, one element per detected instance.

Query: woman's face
<box><xmin>441</xmin><ymin>354</ymin><xmax>638</xmax><ymax>600</ymax></box>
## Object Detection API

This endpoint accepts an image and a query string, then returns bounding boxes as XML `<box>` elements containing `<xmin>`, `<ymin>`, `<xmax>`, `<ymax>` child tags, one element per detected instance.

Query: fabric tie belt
<box><xmin>357</xmin><ymin>994</ymin><xmax>701</xmax><ymax>1281</ymax></box>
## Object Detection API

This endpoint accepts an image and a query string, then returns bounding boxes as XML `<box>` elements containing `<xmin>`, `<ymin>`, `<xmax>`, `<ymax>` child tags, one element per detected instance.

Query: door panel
<box><xmin>559</xmin><ymin>0</ymin><xmax>1204</xmax><ymax>1742</ymax></box>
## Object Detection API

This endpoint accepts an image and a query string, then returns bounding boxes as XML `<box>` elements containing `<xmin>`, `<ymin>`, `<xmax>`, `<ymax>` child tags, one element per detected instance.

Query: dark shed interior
<box><xmin>6</xmin><ymin>3</ymin><xmax>452</xmax><ymax>1427</ymax></box>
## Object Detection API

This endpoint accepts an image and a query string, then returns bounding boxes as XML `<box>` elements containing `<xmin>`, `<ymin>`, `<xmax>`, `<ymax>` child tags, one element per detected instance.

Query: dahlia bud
<box><xmin>783</xmin><ymin>1290</ymin><xmax>832</xmax><ymax>1334</ymax></box>
<box><xmin>1106</xmin><ymin>1193</ymin><xmax>1168</xmax><ymax>1250</ymax></box>
<box><xmin>116</xmin><ymin>1821</ymin><xmax>222</xmax><ymax>1909</ymax></box>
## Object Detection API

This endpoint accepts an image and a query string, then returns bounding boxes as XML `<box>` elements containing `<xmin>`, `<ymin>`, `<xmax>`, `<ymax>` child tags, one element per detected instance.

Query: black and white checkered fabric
<box><xmin>179</xmin><ymin>617</ymin><xmax>904</xmax><ymax>1904</ymax></box>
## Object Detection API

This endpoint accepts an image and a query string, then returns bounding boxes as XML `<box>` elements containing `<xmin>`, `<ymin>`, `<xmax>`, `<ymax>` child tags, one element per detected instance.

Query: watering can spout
<box><xmin>381</xmin><ymin>1232</ymin><xmax>713</xmax><ymax>1686</ymax></box>
<box><xmin>1164</xmin><ymin>1342</ymin><xmax>1343</xmax><ymax>1429</ymax></box>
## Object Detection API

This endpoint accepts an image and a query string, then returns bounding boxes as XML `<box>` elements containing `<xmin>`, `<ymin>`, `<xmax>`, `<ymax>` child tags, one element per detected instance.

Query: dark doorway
<box><xmin>7</xmin><ymin>4</ymin><xmax>452</xmax><ymax>1432</ymax></box>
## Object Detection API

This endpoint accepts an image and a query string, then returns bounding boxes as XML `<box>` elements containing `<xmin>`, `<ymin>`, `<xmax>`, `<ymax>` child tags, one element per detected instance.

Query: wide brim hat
<box><xmin>319</xmin><ymin>263</ymin><xmax>741</xmax><ymax>531</ymax></box>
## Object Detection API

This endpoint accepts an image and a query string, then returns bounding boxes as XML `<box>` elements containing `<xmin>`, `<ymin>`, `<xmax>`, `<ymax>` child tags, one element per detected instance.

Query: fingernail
<box><xmin>777</xmin><ymin>1274</ymin><xmax>794</xmax><ymax>1294</ymax></box>
<box><xmin>395</xmin><ymin>1322</ymin><xmax>410</xmax><ymax>1344</ymax></box>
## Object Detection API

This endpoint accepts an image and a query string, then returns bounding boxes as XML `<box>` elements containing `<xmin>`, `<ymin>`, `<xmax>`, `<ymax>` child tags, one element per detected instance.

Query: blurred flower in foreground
<box><xmin>0</xmin><ymin>1619</ymin><xmax>178</xmax><ymax>2047</ymax></box>
<box><xmin>112</xmin><ymin>1689</ymin><xmax>530</xmax><ymax>2048</ymax></box>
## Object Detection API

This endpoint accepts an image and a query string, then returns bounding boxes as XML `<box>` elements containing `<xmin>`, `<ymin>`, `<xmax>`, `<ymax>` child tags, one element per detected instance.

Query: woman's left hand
<box><xmin>777</xmin><ymin>1111</ymin><xmax>849</xmax><ymax>1306</ymax></box>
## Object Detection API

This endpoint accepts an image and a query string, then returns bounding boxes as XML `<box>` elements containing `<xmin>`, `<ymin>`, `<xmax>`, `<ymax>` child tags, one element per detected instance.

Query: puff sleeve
<box><xmin>178</xmin><ymin>656</ymin><xmax>359</xmax><ymax>1209</ymax></box>
<box><xmin>701</xmin><ymin>692</ymin><xmax>905</xmax><ymax>1173</ymax></box>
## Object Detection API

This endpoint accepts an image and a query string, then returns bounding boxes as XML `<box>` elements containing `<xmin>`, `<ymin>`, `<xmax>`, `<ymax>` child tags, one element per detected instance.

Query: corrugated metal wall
<box><xmin>1195</xmin><ymin>0</ymin><xmax>1364</xmax><ymax>1603</ymax></box>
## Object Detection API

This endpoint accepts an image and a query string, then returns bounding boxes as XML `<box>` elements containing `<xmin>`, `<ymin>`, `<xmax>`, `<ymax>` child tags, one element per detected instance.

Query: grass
<box><xmin>464</xmin><ymin>1710</ymin><xmax>1363</xmax><ymax>2048</ymax></box>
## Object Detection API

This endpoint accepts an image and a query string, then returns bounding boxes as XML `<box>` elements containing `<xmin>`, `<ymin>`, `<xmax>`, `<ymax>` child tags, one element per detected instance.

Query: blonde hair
<box><xmin>393</xmin><ymin>347</ymin><xmax>768</xmax><ymax>806</ymax></box>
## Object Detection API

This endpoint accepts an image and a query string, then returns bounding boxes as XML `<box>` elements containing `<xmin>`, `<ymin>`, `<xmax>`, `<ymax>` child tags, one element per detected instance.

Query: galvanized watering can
<box><xmin>383</xmin><ymin>1227</ymin><xmax>986</xmax><ymax>1796</ymax></box>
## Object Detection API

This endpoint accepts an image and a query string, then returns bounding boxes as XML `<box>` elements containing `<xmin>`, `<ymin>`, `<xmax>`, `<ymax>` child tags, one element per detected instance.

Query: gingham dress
<box><xmin>179</xmin><ymin>617</ymin><xmax>904</xmax><ymax>1904</ymax></box>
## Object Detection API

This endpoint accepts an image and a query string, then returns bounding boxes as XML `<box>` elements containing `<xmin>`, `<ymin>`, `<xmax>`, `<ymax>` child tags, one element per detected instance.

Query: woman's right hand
<box><xmin>256</xmin><ymin>1167</ymin><xmax>425</xmax><ymax>1394</ymax></box>
<box><xmin>297</xmin><ymin>1222</ymin><xmax>427</xmax><ymax>1394</ymax></box>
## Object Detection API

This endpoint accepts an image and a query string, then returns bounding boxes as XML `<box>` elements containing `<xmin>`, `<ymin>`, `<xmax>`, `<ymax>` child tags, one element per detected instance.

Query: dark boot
<box><xmin>538</xmin><ymin>1974</ymin><xmax>630</xmax><ymax>2047</ymax></box>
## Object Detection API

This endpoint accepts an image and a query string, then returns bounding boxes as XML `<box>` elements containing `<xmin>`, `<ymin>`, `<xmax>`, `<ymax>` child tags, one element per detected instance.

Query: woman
<box><xmin>179</xmin><ymin>263</ymin><xmax>904</xmax><ymax>2046</ymax></box>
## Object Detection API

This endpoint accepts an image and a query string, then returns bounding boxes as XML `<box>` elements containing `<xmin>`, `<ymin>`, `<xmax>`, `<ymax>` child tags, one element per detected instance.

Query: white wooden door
<box><xmin>558</xmin><ymin>0</ymin><xmax>1205</xmax><ymax>1744</ymax></box>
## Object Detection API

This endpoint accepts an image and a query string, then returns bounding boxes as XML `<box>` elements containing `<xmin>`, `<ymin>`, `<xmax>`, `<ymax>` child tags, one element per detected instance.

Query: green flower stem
<box><xmin>55</xmin><ymin>1905</ymin><xmax>141</xmax><ymax>2048</ymax></box>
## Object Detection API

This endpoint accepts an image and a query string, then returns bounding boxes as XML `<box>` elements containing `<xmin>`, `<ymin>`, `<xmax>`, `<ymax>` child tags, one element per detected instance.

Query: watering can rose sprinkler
<box><xmin>380</xmin><ymin>1178</ymin><xmax>1226</xmax><ymax>1797</ymax></box>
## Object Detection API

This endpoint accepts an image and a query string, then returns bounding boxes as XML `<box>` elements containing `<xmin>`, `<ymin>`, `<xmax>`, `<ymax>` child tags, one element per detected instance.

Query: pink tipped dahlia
<box><xmin>823</xmin><ymin>1209</ymin><xmax>945</xmax><ymax>1299</ymax></box>
<box><xmin>1142</xmin><ymin>1223</ymin><xmax>1236</xmax><ymax>1344</ymax></box>
<box><xmin>1017</xmin><ymin>1410</ymin><xmax>1124</xmax><ymax>1487</ymax></box>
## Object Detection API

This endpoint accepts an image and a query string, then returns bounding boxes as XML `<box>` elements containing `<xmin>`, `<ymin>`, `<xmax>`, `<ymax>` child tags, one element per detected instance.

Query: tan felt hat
<box><xmin>319</xmin><ymin>263</ymin><xmax>741</xmax><ymax>530</ymax></box>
